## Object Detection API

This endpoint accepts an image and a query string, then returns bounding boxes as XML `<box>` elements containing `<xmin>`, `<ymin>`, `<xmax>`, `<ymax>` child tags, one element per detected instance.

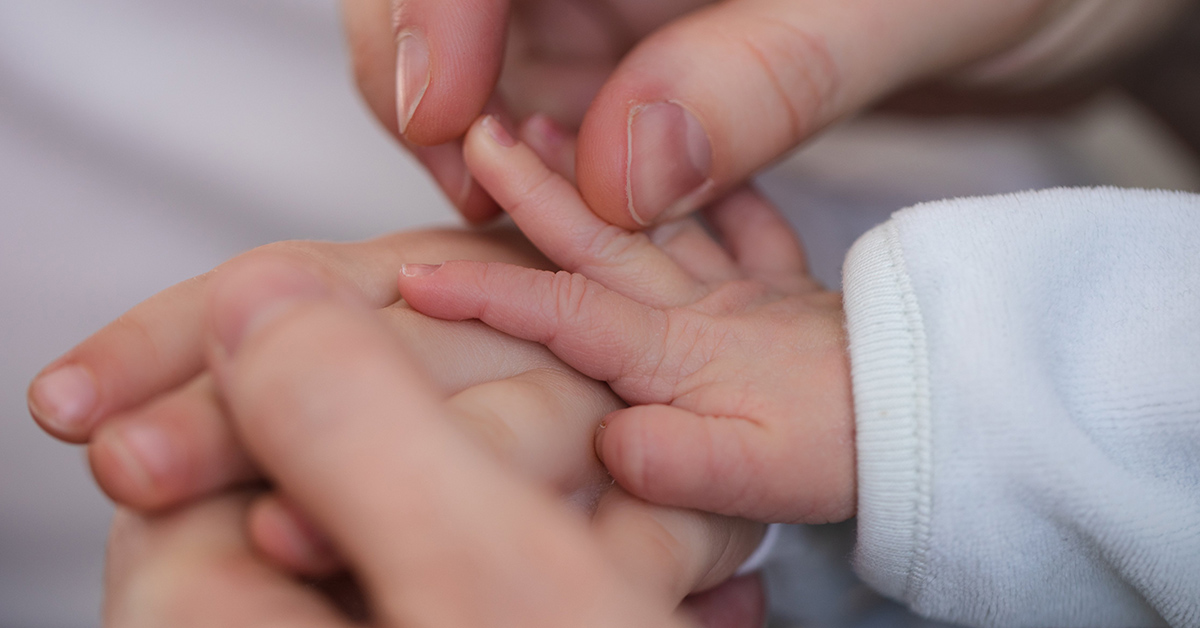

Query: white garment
<box><xmin>844</xmin><ymin>187</ymin><xmax>1200</xmax><ymax>627</ymax></box>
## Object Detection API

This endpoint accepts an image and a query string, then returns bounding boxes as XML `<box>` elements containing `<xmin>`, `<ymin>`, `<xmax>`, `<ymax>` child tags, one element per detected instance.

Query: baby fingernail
<box><xmin>594</xmin><ymin>420</ymin><xmax>608</xmax><ymax>463</ymax></box>
<box><xmin>396</xmin><ymin>29</ymin><xmax>430</xmax><ymax>135</ymax></box>
<box><xmin>627</xmin><ymin>102</ymin><xmax>714</xmax><ymax>226</ymax></box>
<box><xmin>29</xmin><ymin>364</ymin><xmax>98</xmax><ymax>435</ymax></box>
<box><xmin>481</xmin><ymin>115</ymin><xmax>517</xmax><ymax>147</ymax></box>
<box><xmin>400</xmin><ymin>263</ymin><xmax>442</xmax><ymax>277</ymax></box>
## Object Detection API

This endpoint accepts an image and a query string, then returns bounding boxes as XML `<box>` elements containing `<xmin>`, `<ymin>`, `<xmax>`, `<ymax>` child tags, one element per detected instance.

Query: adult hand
<box><xmin>104</xmin><ymin>495</ymin><xmax>766</xmax><ymax>628</ymax></box>
<box><xmin>101</xmin><ymin>255</ymin><xmax>769</xmax><ymax>627</ymax></box>
<box><xmin>345</xmin><ymin>0</ymin><xmax>1055</xmax><ymax>226</ymax></box>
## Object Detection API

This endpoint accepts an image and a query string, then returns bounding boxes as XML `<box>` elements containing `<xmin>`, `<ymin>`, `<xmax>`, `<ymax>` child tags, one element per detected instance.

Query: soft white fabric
<box><xmin>844</xmin><ymin>187</ymin><xmax>1200</xmax><ymax>627</ymax></box>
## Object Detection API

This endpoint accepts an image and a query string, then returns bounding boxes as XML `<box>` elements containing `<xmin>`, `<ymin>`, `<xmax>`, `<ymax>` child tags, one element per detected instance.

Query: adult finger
<box><xmin>576</xmin><ymin>0</ymin><xmax>1051</xmax><ymax>228</ymax></box>
<box><xmin>447</xmin><ymin>367</ymin><xmax>615</xmax><ymax>495</ymax></box>
<box><xmin>593</xmin><ymin>489</ymin><xmax>763</xmax><ymax>603</ymax></box>
<box><xmin>390</xmin><ymin>0</ymin><xmax>510</xmax><ymax>145</ymax></box>
<box><xmin>27</xmin><ymin>240</ymin><xmax>396</xmax><ymax>443</ymax></box>
<box><xmin>104</xmin><ymin>496</ymin><xmax>353</xmax><ymax>628</ymax></box>
<box><xmin>398</xmin><ymin>261</ymin><xmax>670</xmax><ymax>402</ymax></box>
<box><xmin>206</xmin><ymin>257</ymin><xmax>680</xmax><ymax>627</ymax></box>
<box><xmin>251</xmin><ymin>365</ymin><xmax>618</xmax><ymax>575</ymax></box>
<box><xmin>88</xmin><ymin>375</ymin><xmax>256</xmax><ymax>512</ymax></box>
<box><xmin>29</xmin><ymin>228</ymin><xmax>547</xmax><ymax>444</ymax></box>
<box><xmin>343</xmin><ymin>0</ymin><xmax>502</xmax><ymax>222</ymax></box>
<box><xmin>518</xmin><ymin>114</ymin><xmax>741</xmax><ymax>284</ymax></box>
<box><xmin>86</xmin><ymin>292</ymin><xmax>598</xmax><ymax>514</ymax></box>
<box><xmin>466</xmin><ymin>115</ymin><xmax>705</xmax><ymax>306</ymax></box>
<box><xmin>702</xmin><ymin>187</ymin><xmax>814</xmax><ymax>293</ymax></box>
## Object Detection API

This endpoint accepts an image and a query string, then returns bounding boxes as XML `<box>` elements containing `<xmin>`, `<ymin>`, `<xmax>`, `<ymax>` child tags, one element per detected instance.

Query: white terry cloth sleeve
<box><xmin>842</xmin><ymin>188</ymin><xmax>1200</xmax><ymax>627</ymax></box>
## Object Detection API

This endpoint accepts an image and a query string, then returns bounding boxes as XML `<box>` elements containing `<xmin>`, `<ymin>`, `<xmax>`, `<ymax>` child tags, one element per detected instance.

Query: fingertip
<box><xmin>394</xmin><ymin>0</ymin><xmax>510</xmax><ymax>146</ymax></box>
<box><xmin>28</xmin><ymin>362</ymin><xmax>99</xmax><ymax>443</ymax></box>
<box><xmin>576</xmin><ymin>105</ymin><xmax>644</xmax><ymax>231</ymax></box>
<box><xmin>88</xmin><ymin>422</ymin><xmax>176</xmax><ymax>511</ymax></box>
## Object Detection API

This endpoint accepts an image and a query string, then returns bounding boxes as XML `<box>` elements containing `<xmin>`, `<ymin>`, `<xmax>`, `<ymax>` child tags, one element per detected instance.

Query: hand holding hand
<box><xmin>347</xmin><ymin>0</ymin><xmax>1054</xmax><ymax>225</ymax></box>
<box><xmin>399</xmin><ymin>116</ymin><xmax>855</xmax><ymax>524</ymax></box>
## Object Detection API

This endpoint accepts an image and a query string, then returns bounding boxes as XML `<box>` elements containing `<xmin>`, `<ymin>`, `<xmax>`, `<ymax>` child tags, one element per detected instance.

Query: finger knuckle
<box><xmin>548</xmin><ymin>271</ymin><xmax>595</xmax><ymax>339</ymax></box>
<box><xmin>731</xmin><ymin>16</ymin><xmax>841</xmax><ymax>143</ymax></box>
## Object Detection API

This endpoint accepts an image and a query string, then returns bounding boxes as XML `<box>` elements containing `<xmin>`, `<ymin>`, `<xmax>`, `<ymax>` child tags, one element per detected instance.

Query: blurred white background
<box><xmin>1</xmin><ymin>2</ymin><xmax>1196</xmax><ymax>627</ymax></box>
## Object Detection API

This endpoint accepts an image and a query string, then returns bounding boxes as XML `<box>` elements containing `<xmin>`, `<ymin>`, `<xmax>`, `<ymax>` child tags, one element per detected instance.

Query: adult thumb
<box><xmin>575</xmin><ymin>0</ymin><xmax>1051</xmax><ymax>228</ymax></box>
<box><xmin>203</xmin><ymin>255</ymin><xmax>675</xmax><ymax>628</ymax></box>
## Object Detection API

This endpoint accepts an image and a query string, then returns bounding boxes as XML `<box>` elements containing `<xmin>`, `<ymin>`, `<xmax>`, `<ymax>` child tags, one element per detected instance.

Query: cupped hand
<box><xmin>399</xmin><ymin>115</ymin><xmax>855</xmax><ymax>524</ymax></box>
<box><xmin>30</xmin><ymin>227</ymin><xmax>768</xmax><ymax>612</ymax></box>
<box><xmin>347</xmin><ymin>0</ymin><xmax>1053</xmax><ymax>225</ymax></box>
<box><xmin>100</xmin><ymin>255</ymin><xmax>767</xmax><ymax>627</ymax></box>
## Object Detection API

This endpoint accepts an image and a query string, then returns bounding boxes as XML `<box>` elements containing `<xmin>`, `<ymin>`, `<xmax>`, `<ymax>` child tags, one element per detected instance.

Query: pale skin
<box><xmin>398</xmin><ymin>115</ymin><xmax>856</xmax><ymax>525</ymax></box>
<box><xmin>29</xmin><ymin>228</ymin><xmax>765</xmax><ymax>625</ymax></box>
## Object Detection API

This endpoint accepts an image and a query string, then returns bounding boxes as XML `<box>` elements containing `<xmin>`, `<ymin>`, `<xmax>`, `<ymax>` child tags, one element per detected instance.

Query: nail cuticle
<box><xmin>626</xmin><ymin>100</ymin><xmax>713</xmax><ymax>226</ymax></box>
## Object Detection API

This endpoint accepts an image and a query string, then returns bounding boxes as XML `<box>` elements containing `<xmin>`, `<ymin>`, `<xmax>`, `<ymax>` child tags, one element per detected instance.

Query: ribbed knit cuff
<box><xmin>841</xmin><ymin>222</ymin><xmax>933</xmax><ymax>604</ymax></box>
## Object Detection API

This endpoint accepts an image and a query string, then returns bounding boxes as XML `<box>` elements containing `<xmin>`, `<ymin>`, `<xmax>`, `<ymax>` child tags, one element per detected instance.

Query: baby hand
<box><xmin>399</xmin><ymin>116</ymin><xmax>855</xmax><ymax>524</ymax></box>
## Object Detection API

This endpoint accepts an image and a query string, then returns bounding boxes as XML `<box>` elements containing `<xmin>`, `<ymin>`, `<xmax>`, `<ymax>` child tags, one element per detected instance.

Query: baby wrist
<box><xmin>840</xmin><ymin>222</ymin><xmax>933</xmax><ymax>602</ymax></box>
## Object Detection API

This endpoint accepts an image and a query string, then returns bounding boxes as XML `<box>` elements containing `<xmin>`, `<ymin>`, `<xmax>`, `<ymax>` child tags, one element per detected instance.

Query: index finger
<box><xmin>29</xmin><ymin>229</ymin><xmax>548</xmax><ymax>443</ymax></box>
<box><xmin>207</xmin><ymin>258</ymin><xmax>684</xmax><ymax>627</ymax></box>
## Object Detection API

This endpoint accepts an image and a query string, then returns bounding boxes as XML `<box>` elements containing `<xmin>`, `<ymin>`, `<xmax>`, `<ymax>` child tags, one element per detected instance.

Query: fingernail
<box><xmin>627</xmin><ymin>101</ymin><xmax>714</xmax><ymax>226</ymax></box>
<box><xmin>594</xmin><ymin>420</ymin><xmax>608</xmax><ymax>464</ymax></box>
<box><xmin>396</xmin><ymin>29</ymin><xmax>430</xmax><ymax>135</ymax></box>
<box><xmin>400</xmin><ymin>263</ymin><xmax>442</xmax><ymax>277</ymax></box>
<box><xmin>29</xmin><ymin>365</ymin><xmax>98</xmax><ymax>434</ymax></box>
<box><xmin>111</xmin><ymin>425</ymin><xmax>173</xmax><ymax>490</ymax></box>
<box><xmin>481</xmin><ymin>115</ymin><xmax>516</xmax><ymax>147</ymax></box>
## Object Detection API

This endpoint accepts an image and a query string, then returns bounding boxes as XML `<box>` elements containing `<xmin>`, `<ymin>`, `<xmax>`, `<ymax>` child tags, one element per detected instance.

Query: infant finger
<box><xmin>703</xmin><ymin>188</ymin><xmax>812</xmax><ymax>293</ymax></box>
<box><xmin>408</xmin><ymin>139</ymin><xmax>502</xmax><ymax>223</ymax></box>
<box><xmin>519</xmin><ymin>114</ymin><xmax>578</xmax><ymax>184</ymax></box>
<box><xmin>398</xmin><ymin>260</ymin><xmax>670</xmax><ymax>403</ymax></box>
<box><xmin>88</xmin><ymin>374</ymin><xmax>257</xmax><ymax>512</ymax></box>
<box><xmin>593</xmin><ymin>489</ymin><xmax>764</xmax><ymax>604</ymax></box>
<box><xmin>465</xmin><ymin>114</ymin><xmax>705</xmax><ymax>307</ymax></box>
<box><xmin>597</xmin><ymin>404</ymin><xmax>855</xmax><ymax>524</ymax></box>
<box><xmin>516</xmin><ymin>115</ymin><xmax>741</xmax><ymax>286</ymax></box>
<box><xmin>647</xmin><ymin>218</ymin><xmax>742</xmax><ymax>285</ymax></box>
